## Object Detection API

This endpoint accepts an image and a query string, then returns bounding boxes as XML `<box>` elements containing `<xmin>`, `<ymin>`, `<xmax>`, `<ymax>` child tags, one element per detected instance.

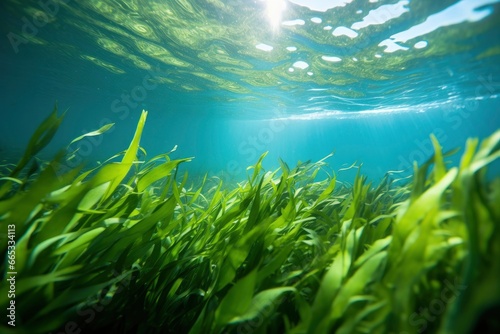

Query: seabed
<box><xmin>1</xmin><ymin>107</ymin><xmax>499</xmax><ymax>334</ymax></box>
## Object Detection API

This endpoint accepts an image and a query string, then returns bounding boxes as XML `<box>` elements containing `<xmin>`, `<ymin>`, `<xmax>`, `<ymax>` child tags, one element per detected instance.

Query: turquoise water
<box><xmin>0</xmin><ymin>0</ymin><xmax>499</xmax><ymax>182</ymax></box>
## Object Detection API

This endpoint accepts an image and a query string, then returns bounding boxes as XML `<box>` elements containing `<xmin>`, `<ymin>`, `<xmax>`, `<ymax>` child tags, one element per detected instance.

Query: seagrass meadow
<box><xmin>0</xmin><ymin>106</ymin><xmax>498</xmax><ymax>334</ymax></box>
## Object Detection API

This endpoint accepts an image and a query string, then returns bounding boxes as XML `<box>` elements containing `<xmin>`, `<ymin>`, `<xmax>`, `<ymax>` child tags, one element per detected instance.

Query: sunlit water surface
<box><xmin>0</xmin><ymin>0</ymin><xmax>499</xmax><ymax>181</ymax></box>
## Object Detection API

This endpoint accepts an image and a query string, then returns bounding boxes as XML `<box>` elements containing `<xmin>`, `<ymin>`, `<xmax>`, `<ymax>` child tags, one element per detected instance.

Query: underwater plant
<box><xmin>0</xmin><ymin>105</ymin><xmax>499</xmax><ymax>334</ymax></box>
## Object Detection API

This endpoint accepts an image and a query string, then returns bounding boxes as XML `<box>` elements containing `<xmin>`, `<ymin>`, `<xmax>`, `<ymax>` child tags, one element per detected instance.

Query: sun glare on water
<box><xmin>265</xmin><ymin>0</ymin><xmax>286</xmax><ymax>30</ymax></box>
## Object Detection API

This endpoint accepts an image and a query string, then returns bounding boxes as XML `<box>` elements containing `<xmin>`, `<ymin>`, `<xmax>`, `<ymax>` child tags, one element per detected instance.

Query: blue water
<box><xmin>1</xmin><ymin>0</ymin><xmax>499</xmax><ymax>182</ymax></box>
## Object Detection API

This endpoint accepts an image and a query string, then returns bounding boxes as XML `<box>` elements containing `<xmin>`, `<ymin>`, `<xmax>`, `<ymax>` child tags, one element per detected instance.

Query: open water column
<box><xmin>0</xmin><ymin>0</ymin><xmax>499</xmax><ymax>333</ymax></box>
